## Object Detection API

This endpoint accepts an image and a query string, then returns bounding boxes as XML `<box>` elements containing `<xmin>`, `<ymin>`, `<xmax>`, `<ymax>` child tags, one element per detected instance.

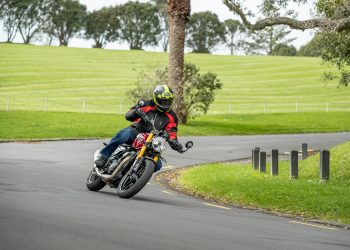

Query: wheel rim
<box><xmin>119</xmin><ymin>162</ymin><xmax>146</xmax><ymax>191</ymax></box>
<box><xmin>87</xmin><ymin>169</ymin><xmax>99</xmax><ymax>184</ymax></box>
<box><xmin>120</xmin><ymin>174</ymin><xmax>136</xmax><ymax>191</ymax></box>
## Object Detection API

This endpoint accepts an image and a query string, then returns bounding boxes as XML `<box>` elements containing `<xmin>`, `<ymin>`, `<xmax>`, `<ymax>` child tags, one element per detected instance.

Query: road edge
<box><xmin>154</xmin><ymin>163</ymin><xmax>350</xmax><ymax>230</ymax></box>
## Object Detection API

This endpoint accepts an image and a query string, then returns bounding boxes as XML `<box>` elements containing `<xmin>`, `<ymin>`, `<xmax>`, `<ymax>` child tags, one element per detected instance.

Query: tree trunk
<box><xmin>59</xmin><ymin>36</ymin><xmax>68</xmax><ymax>46</ymax></box>
<box><xmin>93</xmin><ymin>40</ymin><xmax>103</xmax><ymax>48</ymax></box>
<box><xmin>48</xmin><ymin>35</ymin><xmax>53</xmax><ymax>46</ymax></box>
<box><xmin>60</xmin><ymin>40</ymin><xmax>68</xmax><ymax>46</ymax></box>
<box><xmin>167</xmin><ymin>0</ymin><xmax>190</xmax><ymax>124</ymax></box>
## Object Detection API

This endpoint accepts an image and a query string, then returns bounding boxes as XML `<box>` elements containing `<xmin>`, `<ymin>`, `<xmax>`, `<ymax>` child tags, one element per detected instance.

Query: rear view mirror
<box><xmin>185</xmin><ymin>141</ymin><xmax>193</xmax><ymax>149</ymax></box>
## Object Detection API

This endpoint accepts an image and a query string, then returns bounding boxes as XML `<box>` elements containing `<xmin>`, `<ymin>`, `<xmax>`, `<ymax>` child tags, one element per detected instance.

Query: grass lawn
<box><xmin>0</xmin><ymin>111</ymin><xmax>128</xmax><ymax>140</ymax></box>
<box><xmin>1</xmin><ymin>43</ymin><xmax>349</xmax><ymax>114</ymax></box>
<box><xmin>1</xmin><ymin>111</ymin><xmax>350</xmax><ymax>140</ymax></box>
<box><xmin>178</xmin><ymin>141</ymin><xmax>350</xmax><ymax>224</ymax></box>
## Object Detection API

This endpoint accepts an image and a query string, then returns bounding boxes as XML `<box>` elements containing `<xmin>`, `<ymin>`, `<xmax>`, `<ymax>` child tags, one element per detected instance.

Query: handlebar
<box><xmin>137</xmin><ymin>109</ymin><xmax>194</xmax><ymax>153</ymax></box>
<box><xmin>179</xmin><ymin>141</ymin><xmax>194</xmax><ymax>153</ymax></box>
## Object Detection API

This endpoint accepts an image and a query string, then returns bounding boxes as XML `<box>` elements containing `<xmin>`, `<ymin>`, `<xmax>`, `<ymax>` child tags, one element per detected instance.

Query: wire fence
<box><xmin>1</xmin><ymin>97</ymin><xmax>350</xmax><ymax>114</ymax></box>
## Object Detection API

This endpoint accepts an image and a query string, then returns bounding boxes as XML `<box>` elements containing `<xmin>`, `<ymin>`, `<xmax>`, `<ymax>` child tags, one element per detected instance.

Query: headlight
<box><xmin>152</xmin><ymin>137</ymin><xmax>166</xmax><ymax>152</ymax></box>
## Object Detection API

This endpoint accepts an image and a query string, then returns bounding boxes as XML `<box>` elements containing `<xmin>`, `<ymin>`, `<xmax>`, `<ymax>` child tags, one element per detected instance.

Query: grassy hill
<box><xmin>1</xmin><ymin>43</ymin><xmax>349</xmax><ymax>114</ymax></box>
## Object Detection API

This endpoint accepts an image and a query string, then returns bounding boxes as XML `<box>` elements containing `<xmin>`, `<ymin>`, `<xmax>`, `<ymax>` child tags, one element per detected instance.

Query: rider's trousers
<box><xmin>100</xmin><ymin>127</ymin><xmax>162</xmax><ymax>171</ymax></box>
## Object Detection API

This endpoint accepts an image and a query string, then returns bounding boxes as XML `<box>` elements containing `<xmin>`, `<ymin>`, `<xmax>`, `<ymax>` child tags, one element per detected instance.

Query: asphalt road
<box><xmin>1</xmin><ymin>133</ymin><xmax>350</xmax><ymax>250</ymax></box>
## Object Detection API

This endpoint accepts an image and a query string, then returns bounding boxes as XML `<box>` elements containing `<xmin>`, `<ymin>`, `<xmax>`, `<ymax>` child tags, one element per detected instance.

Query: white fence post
<box><xmin>45</xmin><ymin>97</ymin><xmax>48</xmax><ymax>112</ymax></box>
<box><xmin>6</xmin><ymin>97</ymin><xmax>10</xmax><ymax>112</ymax></box>
<box><xmin>3</xmin><ymin>98</ymin><xmax>350</xmax><ymax>114</ymax></box>
<box><xmin>82</xmin><ymin>98</ymin><xmax>86</xmax><ymax>114</ymax></box>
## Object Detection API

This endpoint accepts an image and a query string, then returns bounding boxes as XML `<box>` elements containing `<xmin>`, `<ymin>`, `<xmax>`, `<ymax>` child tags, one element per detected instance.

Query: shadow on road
<box><xmin>97</xmin><ymin>190</ymin><xmax>195</xmax><ymax>209</ymax></box>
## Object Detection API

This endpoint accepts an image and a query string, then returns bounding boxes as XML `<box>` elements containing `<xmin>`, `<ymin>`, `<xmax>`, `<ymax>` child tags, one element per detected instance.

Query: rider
<box><xmin>94</xmin><ymin>84</ymin><xmax>183</xmax><ymax>171</ymax></box>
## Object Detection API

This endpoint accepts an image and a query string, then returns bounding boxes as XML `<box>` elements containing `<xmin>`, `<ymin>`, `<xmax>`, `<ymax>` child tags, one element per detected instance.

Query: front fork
<box><xmin>131</xmin><ymin>132</ymin><xmax>159</xmax><ymax>172</ymax></box>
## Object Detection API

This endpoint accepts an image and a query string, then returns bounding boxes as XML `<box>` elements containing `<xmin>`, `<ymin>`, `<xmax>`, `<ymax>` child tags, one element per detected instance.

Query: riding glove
<box><xmin>169</xmin><ymin>139</ymin><xmax>183</xmax><ymax>153</ymax></box>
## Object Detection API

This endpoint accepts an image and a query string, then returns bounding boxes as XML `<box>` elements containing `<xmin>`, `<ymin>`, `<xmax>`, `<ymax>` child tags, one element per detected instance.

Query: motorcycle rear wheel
<box><xmin>117</xmin><ymin>159</ymin><xmax>155</xmax><ymax>199</ymax></box>
<box><xmin>86</xmin><ymin>168</ymin><xmax>106</xmax><ymax>191</ymax></box>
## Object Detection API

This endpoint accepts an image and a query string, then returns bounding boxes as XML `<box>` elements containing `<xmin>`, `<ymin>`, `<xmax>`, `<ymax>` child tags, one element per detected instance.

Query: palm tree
<box><xmin>167</xmin><ymin>0</ymin><xmax>190</xmax><ymax>124</ymax></box>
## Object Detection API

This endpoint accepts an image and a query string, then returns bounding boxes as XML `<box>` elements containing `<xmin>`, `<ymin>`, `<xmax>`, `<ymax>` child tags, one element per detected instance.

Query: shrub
<box><xmin>127</xmin><ymin>62</ymin><xmax>222</xmax><ymax>119</ymax></box>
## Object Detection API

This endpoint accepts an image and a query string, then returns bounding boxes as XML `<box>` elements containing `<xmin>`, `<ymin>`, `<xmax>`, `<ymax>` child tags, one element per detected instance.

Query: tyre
<box><xmin>86</xmin><ymin>168</ymin><xmax>106</xmax><ymax>191</ymax></box>
<box><xmin>117</xmin><ymin>159</ymin><xmax>155</xmax><ymax>199</ymax></box>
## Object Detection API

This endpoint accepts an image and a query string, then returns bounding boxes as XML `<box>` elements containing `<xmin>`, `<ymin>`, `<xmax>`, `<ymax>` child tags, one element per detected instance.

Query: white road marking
<box><xmin>162</xmin><ymin>166</ymin><xmax>174</xmax><ymax>169</ymax></box>
<box><xmin>162</xmin><ymin>191</ymin><xmax>173</xmax><ymax>195</ymax></box>
<box><xmin>203</xmin><ymin>203</ymin><xmax>231</xmax><ymax>210</ymax></box>
<box><xmin>289</xmin><ymin>221</ymin><xmax>338</xmax><ymax>231</ymax></box>
<box><xmin>147</xmin><ymin>182</ymin><xmax>151</xmax><ymax>185</ymax></box>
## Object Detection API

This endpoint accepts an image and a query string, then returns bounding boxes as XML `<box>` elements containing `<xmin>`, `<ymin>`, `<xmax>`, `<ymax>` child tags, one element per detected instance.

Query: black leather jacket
<box><xmin>125</xmin><ymin>100</ymin><xmax>179</xmax><ymax>145</ymax></box>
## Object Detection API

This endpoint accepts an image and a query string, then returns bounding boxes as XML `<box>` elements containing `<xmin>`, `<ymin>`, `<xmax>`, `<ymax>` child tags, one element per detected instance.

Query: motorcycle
<box><xmin>86</xmin><ymin>112</ymin><xmax>193</xmax><ymax>199</ymax></box>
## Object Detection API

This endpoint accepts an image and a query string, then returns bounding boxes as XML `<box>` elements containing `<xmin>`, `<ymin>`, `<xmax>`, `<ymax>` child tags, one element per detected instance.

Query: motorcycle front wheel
<box><xmin>117</xmin><ymin>159</ymin><xmax>155</xmax><ymax>199</ymax></box>
<box><xmin>86</xmin><ymin>168</ymin><xmax>106</xmax><ymax>191</ymax></box>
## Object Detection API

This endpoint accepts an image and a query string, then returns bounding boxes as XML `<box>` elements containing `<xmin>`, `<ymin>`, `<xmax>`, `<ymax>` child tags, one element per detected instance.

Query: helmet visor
<box><xmin>158</xmin><ymin>98</ymin><xmax>173</xmax><ymax>108</ymax></box>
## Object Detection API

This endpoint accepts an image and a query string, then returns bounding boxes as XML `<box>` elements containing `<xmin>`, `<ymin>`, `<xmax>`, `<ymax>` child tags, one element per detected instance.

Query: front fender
<box><xmin>143</xmin><ymin>157</ymin><xmax>156</xmax><ymax>171</ymax></box>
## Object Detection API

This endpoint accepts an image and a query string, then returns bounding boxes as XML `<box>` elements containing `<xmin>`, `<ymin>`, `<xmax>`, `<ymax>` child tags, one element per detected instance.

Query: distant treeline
<box><xmin>0</xmin><ymin>0</ymin><xmax>321</xmax><ymax>56</ymax></box>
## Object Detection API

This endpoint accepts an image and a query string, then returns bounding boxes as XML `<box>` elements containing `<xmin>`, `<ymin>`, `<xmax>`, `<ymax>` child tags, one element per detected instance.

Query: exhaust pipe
<box><xmin>94</xmin><ymin>167</ymin><xmax>112</xmax><ymax>182</ymax></box>
<box><xmin>94</xmin><ymin>156</ymin><xmax>132</xmax><ymax>182</ymax></box>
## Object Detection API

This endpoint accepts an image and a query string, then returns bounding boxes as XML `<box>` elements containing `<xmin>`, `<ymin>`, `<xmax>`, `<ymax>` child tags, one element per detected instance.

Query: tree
<box><xmin>119</xmin><ymin>1</ymin><xmax>161</xmax><ymax>50</ymax></box>
<box><xmin>1</xmin><ymin>0</ymin><xmax>48</xmax><ymax>44</ymax></box>
<box><xmin>321</xmin><ymin>31</ymin><xmax>350</xmax><ymax>86</ymax></box>
<box><xmin>1</xmin><ymin>0</ymin><xmax>26</xmax><ymax>42</ymax></box>
<box><xmin>223</xmin><ymin>0</ymin><xmax>350</xmax><ymax>32</ymax></box>
<box><xmin>127</xmin><ymin>63</ymin><xmax>222</xmax><ymax>119</ymax></box>
<box><xmin>183</xmin><ymin>63</ymin><xmax>223</xmax><ymax>117</ymax></box>
<box><xmin>17</xmin><ymin>0</ymin><xmax>48</xmax><ymax>44</ymax></box>
<box><xmin>223</xmin><ymin>0</ymin><xmax>350</xmax><ymax>86</ymax></box>
<box><xmin>186</xmin><ymin>11</ymin><xmax>225</xmax><ymax>53</ymax></box>
<box><xmin>2</xmin><ymin>9</ymin><xmax>19</xmax><ymax>42</ymax></box>
<box><xmin>167</xmin><ymin>0</ymin><xmax>191</xmax><ymax>124</ymax></box>
<box><xmin>242</xmin><ymin>4</ymin><xmax>295</xmax><ymax>55</ymax></box>
<box><xmin>244</xmin><ymin>25</ymin><xmax>295</xmax><ymax>55</ymax></box>
<box><xmin>85</xmin><ymin>7</ymin><xmax>119</xmax><ymax>48</ymax></box>
<box><xmin>223</xmin><ymin>19</ymin><xmax>245</xmax><ymax>55</ymax></box>
<box><xmin>151</xmin><ymin>0</ymin><xmax>169</xmax><ymax>51</ymax></box>
<box><xmin>0</xmin><ymin>0</ymin><xmax>22</xmax><ymax>10</ymax></box>
<box><xmin>270</xmin><ymin>43</ymin><xmax>297</xmax><ymax>56</ymax></box>
<box><xmin>297</xmin><ymin>34</ymin><xmax>323</xmax><ymax>57</ymax></box>
<box><xmin>45</xmin><ymin>0</ymin><xmax>87</xmax><ymax>46</ymax></box>
<box><xmin>317</xmin><ymin>0</ymin><xmax>350</xmax><ymax>86</ymax></box>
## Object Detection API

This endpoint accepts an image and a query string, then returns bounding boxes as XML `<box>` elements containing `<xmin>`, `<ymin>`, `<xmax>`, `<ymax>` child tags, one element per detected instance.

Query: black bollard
<box><xmin>253</xmin><ymin>147</ymin><xmax>260</xmax><ymax>170</ymax></box>
<box><xmin>290</xmin><ymin>150</ymin><xmax>298</xmax><ymax>179</ymax></box>
<box><xmin>320</xmin><ymin>150</ymin><xmax>330</xmax><ymax>180</ymax></box>
<box><xmin>259</xmin><ymin>151</ymin><xmax>266</xmax><ymax>173</ymax></box>
<box><xmin>271</xmin><ymin>149</ymin><xmax>279</xmax><ymax>176</ymax></box>
<box><xmin>302</xmin><ymin>143</ymin><xmax>308</xmax><ymax>160</ymax></box>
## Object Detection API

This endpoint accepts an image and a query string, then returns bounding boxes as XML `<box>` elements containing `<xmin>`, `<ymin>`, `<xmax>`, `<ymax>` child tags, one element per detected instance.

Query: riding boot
<box><xmin>95</xmin><ymin>154</ymin><xmax>107</xmax><ymax>169</ymax></box>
